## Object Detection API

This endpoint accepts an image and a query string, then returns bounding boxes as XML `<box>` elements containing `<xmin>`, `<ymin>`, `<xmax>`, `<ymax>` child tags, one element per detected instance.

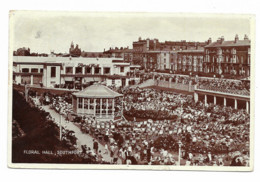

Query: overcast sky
<box><xmin>11</xmin><ymin>11</ymin><xmax>252</xmax><ymax>53</ymax></box>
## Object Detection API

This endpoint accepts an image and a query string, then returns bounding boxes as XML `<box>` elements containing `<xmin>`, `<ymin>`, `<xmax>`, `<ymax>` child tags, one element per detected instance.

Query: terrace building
<box><xmin>176</xmin><ymin>49</ymin><xmax>204</xmax><ymax>74</ymax></box>
<box><xmin>204</xmin><ymin>35</ymin><xmax>251</xmax><ymax>77</ymax></box>
<box><xmin>13</xmin><ymin>56</ymin><xmax>131</xmax><ymax>88</ymax></box>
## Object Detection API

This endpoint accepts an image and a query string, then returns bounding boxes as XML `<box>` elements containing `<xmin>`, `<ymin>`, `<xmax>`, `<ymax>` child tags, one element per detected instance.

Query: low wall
<box><xmin>156</xmin><ymin>80</ymin><xmax>195</xmax><ymax>92</ymax></box>
<box><xmin>13</xmin><ymin>84</ymin><xmax>77</xmax><ymax>95</ymax></box>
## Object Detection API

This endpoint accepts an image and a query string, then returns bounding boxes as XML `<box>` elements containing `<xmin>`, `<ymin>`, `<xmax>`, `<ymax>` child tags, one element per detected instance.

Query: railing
<box><xmin>197</xmin><ymin>85</ymin><xmax>250</xmax><ymax>96</ymax></box>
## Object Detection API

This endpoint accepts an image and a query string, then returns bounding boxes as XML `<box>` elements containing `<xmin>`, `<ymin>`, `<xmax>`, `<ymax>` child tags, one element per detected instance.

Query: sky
<box><xmin>11</xmin><ymin>11</ymin><xmax>252</xmax><ymax>53</ymax></box>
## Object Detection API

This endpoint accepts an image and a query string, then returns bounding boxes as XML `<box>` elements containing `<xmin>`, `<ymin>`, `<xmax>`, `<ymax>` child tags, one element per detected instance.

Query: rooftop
<box><xmin>13</xmin><ymin>56</ymin><xmax>126</xmax><ymax>66</ymax></box>
<box><xmin>177</xmin><ymin>49</ymin><xmax>204</xmax><ymax>53</ymax></box>
<box><xmin>72</xmin><ymin>84</ymin><xmax>123</xmax><ymax>98</ymax></box>
<box><xmin>205</xmin><ymin>37</ymin><xmax>250</xmax><ymax>48</ymax></box>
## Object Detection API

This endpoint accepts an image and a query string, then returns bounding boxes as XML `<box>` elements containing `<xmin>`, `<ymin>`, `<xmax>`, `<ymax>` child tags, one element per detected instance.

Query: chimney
<box><xmin>208</xmin><ymin>38</ymin><xmax>212</xmax><ymax>44</ymax></box>
<box><xmin>235</xmin><ymin>34</ymin><xmax>239</xmax><ymax>43</ymax></box>
<box><xmin>138</xmin><ymin>36</ymin><xmax>142</xmax><ymax>41</ymax></box>
<box><xmin>244</xmin><ymin>34</ymin><xmax>249</xmax><ymax>40</ymax></box>
<box><xmin>220</xmin><ymin>36</ymin><xmax>224</xmax><ymax>44</ymax></box>
<box><xmin>154</xmin><ymin>39</ymin><xmax>157</xmax><ymax>50</ymax></box>
<box><xmin>146</xmin><ymin>38</ymin><xmax>150</xmax><ymax>51</ymax></box>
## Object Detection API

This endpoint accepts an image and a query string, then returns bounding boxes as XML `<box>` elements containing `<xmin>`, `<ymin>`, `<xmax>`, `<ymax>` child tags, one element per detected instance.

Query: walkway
<box><xmin>41</xmin><ymin>105</ymin><xmax>121</xmax><ymax>164</ymax></box>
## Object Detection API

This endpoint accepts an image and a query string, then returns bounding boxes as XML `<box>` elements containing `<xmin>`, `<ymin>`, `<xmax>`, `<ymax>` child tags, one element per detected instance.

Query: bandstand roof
<box><xmin>72</xmin><ymin>84</ymin><xmax>123</xmax><ymax>98</ymax></box>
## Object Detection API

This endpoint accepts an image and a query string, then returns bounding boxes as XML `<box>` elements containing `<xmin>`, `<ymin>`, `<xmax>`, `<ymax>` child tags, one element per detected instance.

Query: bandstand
<box><xmin>72</xmin><ymin>84</ymin><xmax>123</xmax><ymax>121</ymax></box>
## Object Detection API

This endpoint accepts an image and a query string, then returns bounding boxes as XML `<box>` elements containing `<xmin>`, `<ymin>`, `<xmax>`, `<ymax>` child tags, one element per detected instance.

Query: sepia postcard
<box><xmin>8</xmin><ymin>11</ymin><xmax>255</xmax><ymax>171</ymax></box>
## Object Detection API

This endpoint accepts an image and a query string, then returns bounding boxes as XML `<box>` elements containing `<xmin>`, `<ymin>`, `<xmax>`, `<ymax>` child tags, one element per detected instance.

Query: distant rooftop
<box><xmin>205</xmin><ymin>35</ymin><xmax>250</xmax><ymax>48</ymax></box>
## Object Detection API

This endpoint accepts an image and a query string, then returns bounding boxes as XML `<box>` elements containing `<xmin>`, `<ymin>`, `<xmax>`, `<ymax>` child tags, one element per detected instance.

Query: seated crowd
<box><xmin>25</xmin><ymin>84</ymin><xmax>250</xmax><ymax>166</ymax></box>
<box><xmin>75</xmin><ymin>87</ymin><xmax>249</xmax><ymax>166</ymax></box>
<box><xmin>197</xmin><ymin>79</ymin><xmax>250</xmax><ymax>96</ymax></box>
<box><xmin>139</xmin><ymin>72</ymin><xmax>250</xmax><ymax>96</ymax></box>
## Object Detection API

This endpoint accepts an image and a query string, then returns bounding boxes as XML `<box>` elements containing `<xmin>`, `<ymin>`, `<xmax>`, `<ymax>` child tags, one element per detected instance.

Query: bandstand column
<box><xmin>112</xmin><ymin>98</ymin><xmax>115</xmax><ymax>118</ymax></box>
<box><xmin>82</xmin><ymin>98</ymin><xmax>85</xmax><ymax>114</ymax></box>
<box><xmin>214</xmin><ymin>96</ymin><xmax>216</xmax><ymax>105</ymax></box>
<box><xmin>246</xmin><ymin>101</ymin><xmax>249</xmax><ymax>113</ymax></box>
<box><xmin>106</xmin><ymin>99</ymin><xmax>108</xmax><ymax>118</ymax></box>
<box><xmin>100</xmin><ymin>98</ymin><xmax>102</xmax><ymax>118</ymax></box>
<box><xmin>88</xmin><ymin>98</ymin><xmax>90</xmax><ymax>110</ymax></box>
<box><xmin>204</xmin><ymin>95</ymin><xmax>207</xmax><ymax>105</ymax></box>
<box><xmin>94</xmin><ymin>98</ymin><xmax>96</xmax><ymax>116</ymax></box>
<box><xmin>234</xmin><ymin>99</ymin><xmax>237</xmax><ymax>110</ymax></box>
<box><xmin>224</xmin><ymin>97</ymin><xmax>227</xmax><ymax>107</ymax></box>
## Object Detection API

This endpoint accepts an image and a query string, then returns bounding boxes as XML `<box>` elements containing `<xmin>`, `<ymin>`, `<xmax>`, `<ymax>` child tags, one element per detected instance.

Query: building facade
<box><xmin>143</xmin><ymin>51</ymin><xmax>178</xmax><ymax>72</ymax></box>
<box><xmin>103</xmin><ymin>47</ymin><xmax>133</xmax><ymax>63</ymax></box>
<box><xmin>176</xmin><ymin>49</ymin><xmax>204</xmax><ymax>73</ymax></box>
<box><xmin>132</xmin><ymin>37</ymin><xmax>209</xmax><ymax>72</ymax></box>
<box><xmin>204</xmin><ymin>35</ymin><xmax>251</xmax><ymax>77</ymax></box>
<box><xmin>13</xmin><ymin>56</ymin><xmax>131</xmax><ymax>88</ymax></box>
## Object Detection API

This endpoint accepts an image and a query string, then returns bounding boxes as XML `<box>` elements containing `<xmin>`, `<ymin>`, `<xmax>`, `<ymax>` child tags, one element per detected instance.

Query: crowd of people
<box><xmin>122</xmin><ymin>87</ymin><xmax>192</xmax><ymax>120</ymax></box>
<box><xmin>197</xmin><ymin>79</ymin><xmax>250</xmax><ymax>96</ymax></box>
<box><xmin>52</xmin><ymin>87</ymin><xmax>249</xmax><ymax>166</ymax></box>
<box><xmin>25</xmin><ymin>91</ymin><xmax>111</xmax><ymax>164</ymax></box>
<box><xmin>22</xmin><ymin>76</ymin><xmax>250</xmax><ymax>166</ymax></box>
<box><xmin>137</xmin><ymin>72</ymin><xmax>250</xmax><ymax>95</ymax></box>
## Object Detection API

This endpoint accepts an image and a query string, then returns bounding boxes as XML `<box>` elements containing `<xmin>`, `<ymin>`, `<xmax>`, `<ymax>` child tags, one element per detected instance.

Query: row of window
<box><xmin>21</xmin><ymin>68</ymin><xmax>43</xmax><ymax>73</ymax></box>
<box><xmin>66</xmin><ymin>67</ymin><xmax>111</xmax><ymax>74</ymax></box>
<box><xmin>21</xmin><ymin>66</ymin><xmax>125</xmax><ymax>77</ymax></box>
<box><xmin>78</xmin><ymin>98</ymin><xmax>114</xmax><ymax>110</ymax></box>
<box><xmin>205</xmin><ymin>55</ymin><xmax>250</xmax><ymax>64</ymax></box>
<box><xmin>21</xmin><ymin>67</ymin><xmax>56</xmax><ymax>78</ymax></box>
<box><xmin>65</xmin><ymin>67</ymin><xmax>125</xmax><ymax>74</ymax></box>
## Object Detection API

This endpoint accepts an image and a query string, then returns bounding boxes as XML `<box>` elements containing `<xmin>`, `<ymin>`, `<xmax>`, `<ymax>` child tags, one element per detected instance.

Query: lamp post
<box><xmin>59</xmin><ymin>113</ymin><xmax>62</xmax><ymax>141</ymax></box>
<box><xmin>178</xmin><ymin>141</ymin><xmax>182</xmax><ymax>166</ymax></box>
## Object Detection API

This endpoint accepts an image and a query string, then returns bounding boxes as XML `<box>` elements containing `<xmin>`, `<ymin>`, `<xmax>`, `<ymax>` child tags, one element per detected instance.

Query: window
<box><xmin>40</xmin><ymin>68</ymin><xmax>43</xmax><ymax>73</ymax></box>
<box><xmin>51</xmin><ymin>67</ymin><xmax>56</xmax><ymax>78</ymax></box>
<box><xmin>89</xmin><ymin>98</ymin><xmax>94</xmax><ymax>109</ymax></box>
<box><xmin>22</xmin><ymin>68</ymin><xmax>29</xmax><ymax>73</ymax></box>
<box><xmin>120</xmin><ymin>67</ymin><xmax>124</xmax><ymax>73</ymax></box>
<box><xmin>84</xmin><ymin>98</ymin><xmax>88</xmax><ymax>109</ymax></box>
<box><xmin>31</xmin><ymin>68</ymin><xmax>38</xmax><ymax>73</ymax></box>
<box><xmin>104</xmin><ymin>67</ymin><xmax>110</xmax><ymax>74</ymax></box>
<box><xmin>108</xmin><ymin>99</ymin><xmax>113</xmax><ymax>114</ymax></box>
<box><xmin>66</xmin><ymin>67</ymin><xmax>73</xmax><ymax>74</ymax></box>
<box><xmin>96</xmin><ymin>98</ymin><xmax>100</xmax><ymax>114</ymax></box>
<box><xmin>112</xmin><ymin>79</ymin><xmax>115</xmax><ymax>85</ymax></box>
<box><xmin>95</xmin><ymin>67</ymin><xmax>100</xmax><ymax>74</ymax></box>
<box><xmin>85</xmin><ymin>67</ymin><xmax>91</xmax><ymax>74</ymax></box>
<box><xmin>75</xmin><ymin>67</ymin><xmax>82</xmax><ymax>74</ymax></box>
<box><xmin>78</xmin><ymin>98</ymin><xmax>83</xmax><ymax>109</ymax></box>
<box><xmin>102</xmin><ymin>98</ymin><xmax>107</xmax><ymax>114</ymax></box>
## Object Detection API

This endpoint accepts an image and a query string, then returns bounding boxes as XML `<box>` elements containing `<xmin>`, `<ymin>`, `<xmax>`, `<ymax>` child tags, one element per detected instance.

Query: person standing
<box><xmin>93</xmin><ymin>139</ymin><xmax>99</xmax><ymax>154</ymax></box>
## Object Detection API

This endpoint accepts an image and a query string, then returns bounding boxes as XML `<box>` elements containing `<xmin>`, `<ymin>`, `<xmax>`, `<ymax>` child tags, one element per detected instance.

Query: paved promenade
<box><xmin>41</xmin><ymin>105</ymin><xmax>121</xmax><ymax>164</ymax></box>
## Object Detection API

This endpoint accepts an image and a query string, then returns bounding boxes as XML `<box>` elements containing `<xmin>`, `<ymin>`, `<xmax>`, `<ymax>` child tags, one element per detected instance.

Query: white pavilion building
<box><xmin>72</xmin><ymin>84</ymin><xmax>123</xmax><ymax>121</ymax></box>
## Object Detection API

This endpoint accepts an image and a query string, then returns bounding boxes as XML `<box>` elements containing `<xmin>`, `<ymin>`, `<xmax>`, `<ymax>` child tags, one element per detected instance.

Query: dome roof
<box><xmin>72</xmin><ymin>84</ymin><xmax>122</xmax><ymax>98</ymax></box>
